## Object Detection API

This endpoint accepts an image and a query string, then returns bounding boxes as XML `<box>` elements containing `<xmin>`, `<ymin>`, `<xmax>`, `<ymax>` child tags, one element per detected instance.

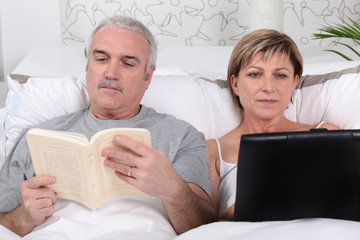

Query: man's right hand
<box><xmin>0</xmin><ymin>176</ymin><xmax>57</xmax><ymax>237</ymax></box>
<box><xmin>20</xmin><ymin>176</ymin><xmax>57</xmax><ymax>225</ymax></box>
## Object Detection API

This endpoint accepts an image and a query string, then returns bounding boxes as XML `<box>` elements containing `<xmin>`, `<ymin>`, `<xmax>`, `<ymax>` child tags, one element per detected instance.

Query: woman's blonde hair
<box><xmin>227</xmin><ymin>29</ymin><xmax>303</xmax><ymax>109</ymax></box>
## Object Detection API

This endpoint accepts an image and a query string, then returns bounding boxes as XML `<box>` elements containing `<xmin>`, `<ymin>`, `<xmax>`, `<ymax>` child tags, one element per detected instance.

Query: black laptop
<box><xmin>233</xmin><ymin>129</ymin><xmax>360</xmax><ymax>222</ymax></box>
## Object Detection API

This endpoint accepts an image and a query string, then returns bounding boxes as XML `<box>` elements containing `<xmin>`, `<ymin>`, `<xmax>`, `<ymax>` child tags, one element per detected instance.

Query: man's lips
<box><xmin>100</xmin><ymin>86</ymin><xmax>121</xmax><ymax>91</ymax></box>
<box><xmin>98</xmin><ymin>80</ymin><xmax>123</xmax><ymax>92</ymax></box>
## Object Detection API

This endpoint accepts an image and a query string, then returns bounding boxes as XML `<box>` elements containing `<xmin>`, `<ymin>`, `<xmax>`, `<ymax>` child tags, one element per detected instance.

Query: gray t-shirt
<box><xmin>0</xmin><ymin>106</ymin><xmax>211</xmax><ymax>212</ymax></box>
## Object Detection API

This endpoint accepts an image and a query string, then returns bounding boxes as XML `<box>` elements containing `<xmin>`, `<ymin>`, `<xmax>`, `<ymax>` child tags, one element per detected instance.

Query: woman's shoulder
<box><xmin>309</xmin><ymin>121</ymin><xmax>340</xmax><ymax>130</ymax></box>
<box><xmin>205</xmin><ymin>134</ymin><xmax>240</xmax><ymax>162</ymax></box>
<box><xmin>205</xmin><ymin>128</ymin><xmax>240</xmax><ymax>150</ymax></box>
<box><xmin>289</xmin><ymin>121</ymin><xmax>340</xmax><ymax>131</ymax></box>
<box><xmin>316</xmin><ymin>122</ymin><xmax>340</xmax><ymax>130</ymax></box>
<box><xmin>205</xmin><ymin>138</ymin><xmax>218</xmax><ymax>157</ymax></box>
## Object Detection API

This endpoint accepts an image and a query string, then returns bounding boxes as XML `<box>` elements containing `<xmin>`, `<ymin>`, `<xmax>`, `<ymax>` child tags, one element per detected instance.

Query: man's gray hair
<box><xmin>85</xmin><ymin>15</ymin><xmax>157</xmax><ymax>75</ymax></box>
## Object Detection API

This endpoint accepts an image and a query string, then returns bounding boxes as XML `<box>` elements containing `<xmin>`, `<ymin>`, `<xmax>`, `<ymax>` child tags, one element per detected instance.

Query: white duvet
<box><xmin>2</xmin><ymin>196</ymin><xmax>360</xmax><ymax>240</ymax></box>
<box><xmin>175</xmin><ymin>218</ymin><xmax>360</xmax><ymax>240</ymax></box>
<box><xmin>0</xmin><ymin>197</ymin><xmax>176</xmax><ymax>240</ymax></box>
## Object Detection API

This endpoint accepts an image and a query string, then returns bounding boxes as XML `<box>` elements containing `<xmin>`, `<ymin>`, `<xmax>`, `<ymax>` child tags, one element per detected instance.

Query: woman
<box><xmin>205</xmin><ymin>29</ymin><xmax>339</xmax><ymax>220</ymax></box>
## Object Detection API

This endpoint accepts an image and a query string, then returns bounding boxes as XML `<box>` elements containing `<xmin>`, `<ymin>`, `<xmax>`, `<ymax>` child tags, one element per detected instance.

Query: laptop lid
<box><xmin>233</xmin><ymin>129</ymin><xmax>360</xmax><ymax>222</ymax></box>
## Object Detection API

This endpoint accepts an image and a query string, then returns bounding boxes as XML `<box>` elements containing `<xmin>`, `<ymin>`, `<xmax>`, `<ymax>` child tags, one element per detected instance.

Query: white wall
<box><xmin>0</xmin><ymin>0</ymin><xmax>61</xmax><ymax>107</ymax></box>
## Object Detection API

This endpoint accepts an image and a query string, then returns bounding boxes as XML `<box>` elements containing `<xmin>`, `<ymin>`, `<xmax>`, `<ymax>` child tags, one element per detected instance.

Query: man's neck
<box><xmin>90</xmin><ymin>105</ymin><xmax>141</xmax><ymax>120</ymax></box>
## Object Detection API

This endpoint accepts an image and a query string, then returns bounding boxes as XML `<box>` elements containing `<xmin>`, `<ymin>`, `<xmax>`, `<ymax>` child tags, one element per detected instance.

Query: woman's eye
<box><xmin>249</xmin><ymin>72</ymin><xmax>260</xmax><ymax>78</ymax></box>
<box><xmin>275</xmin><ymin>74</ymin><xmax>287</xmax><ymax>79</ymax></box>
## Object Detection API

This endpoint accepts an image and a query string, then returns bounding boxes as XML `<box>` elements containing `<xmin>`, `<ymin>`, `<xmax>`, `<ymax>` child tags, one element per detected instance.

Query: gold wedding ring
<box><xmin>127</xmin><ymin>167</ymin><xmax>132</xmax><ymax>177</ymax></box>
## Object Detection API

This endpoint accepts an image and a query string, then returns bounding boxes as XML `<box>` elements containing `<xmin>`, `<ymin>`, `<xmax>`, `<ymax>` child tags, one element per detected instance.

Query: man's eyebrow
<box><xmin>122</xmin><ymin>55</ymin><xmax>140</xmax><ymax>63</ymax></box>
<box><xmin>92</xmin><ymin>49</ymin><xmax>140</xmax><ymax>63</ymax></box>
<box><xmin>92</xmin><ymin>49</ymin><xmax>109</xmax><ymax>56</ymax></box>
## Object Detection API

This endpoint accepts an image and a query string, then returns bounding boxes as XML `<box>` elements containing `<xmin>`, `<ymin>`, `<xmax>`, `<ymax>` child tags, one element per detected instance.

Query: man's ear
<box><xmin>145</xmin><ymin>66</ymin><xmax>156</xmax><ymax>90</ymax></box>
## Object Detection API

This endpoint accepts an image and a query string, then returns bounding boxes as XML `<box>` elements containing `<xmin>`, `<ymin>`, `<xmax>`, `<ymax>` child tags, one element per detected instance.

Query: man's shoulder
<box><xmin>142</xmin><ymin>105</ymin><xmax>193</xmax><ymax>127</ymax></box>
<box><xmin>142</xmin><ymin>105</ymin><xmax>203</xmax><ymax>140</ymax></box>
<box><xmin>37</xmin><ymin>107</ymin><xmax>88</xmax><ymax>130</ymax></box>
<box><xmin>142</xmin><ymin>105</ymin><xmax>175</xmax><ymax>119</ymax></box>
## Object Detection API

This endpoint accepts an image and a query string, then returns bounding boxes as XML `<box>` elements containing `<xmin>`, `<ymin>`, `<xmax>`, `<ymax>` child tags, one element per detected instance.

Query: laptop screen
<box><xmin>233</xmin><ymin>129</ymin><xmax>360</xmax><ymax>222</ymax></box>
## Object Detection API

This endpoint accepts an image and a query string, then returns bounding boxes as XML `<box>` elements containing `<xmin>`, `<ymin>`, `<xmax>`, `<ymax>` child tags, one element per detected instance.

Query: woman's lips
<box><xmin>258</xmin><ymin>99</ymin><xmax>277</xmax><ymax>103</ymax></box>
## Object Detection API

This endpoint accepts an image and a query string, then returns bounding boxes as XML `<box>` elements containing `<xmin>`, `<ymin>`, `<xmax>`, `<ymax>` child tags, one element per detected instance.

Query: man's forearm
<box><xmin>163</xmin><ymin>182</ymin><xmax>216</xmax><ymax>235</ymax></box>
<box><xmin>0</xmin><ymin>206</ymin><xmax>35</xmax><ymax>237</ymax></box>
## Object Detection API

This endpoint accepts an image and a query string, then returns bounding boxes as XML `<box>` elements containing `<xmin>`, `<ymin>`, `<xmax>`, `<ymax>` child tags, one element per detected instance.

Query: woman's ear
<box><xmin>292</xmin><ymin>74</ymin><xmax>300</xmax><ymax>91</ymax></box>
<box><xmin>230</xmin><ymin>75</ymin><xmax>240</xmax><ymax>96</ymax></box>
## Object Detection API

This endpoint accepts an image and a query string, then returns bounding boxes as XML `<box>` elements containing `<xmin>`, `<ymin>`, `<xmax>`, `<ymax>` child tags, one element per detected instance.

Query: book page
<box><xmin>27</xmin><ymin>128</ymin><xmax>89</xmax><ymax>145</ymax></box>
<box><xmin>26</xmin><ymin>133</ymin><xmax>96</xmax><ymax>209</ymax></box>
<box><xmin>91</xmin><ymin>128</ymin><xmax>153</xmax><ymax>207</ymax></box>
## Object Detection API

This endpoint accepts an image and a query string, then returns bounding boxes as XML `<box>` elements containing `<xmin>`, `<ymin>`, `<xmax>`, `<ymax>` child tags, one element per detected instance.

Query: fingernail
<box><xmin>49</xmin><ymin>177</ymin><xmax>56</xmax><ymax>183</ymax></box>
<box><xmin>103</xmin><ymin>149</ymin><xmax>110</xmax><ymax>156</ymax></box>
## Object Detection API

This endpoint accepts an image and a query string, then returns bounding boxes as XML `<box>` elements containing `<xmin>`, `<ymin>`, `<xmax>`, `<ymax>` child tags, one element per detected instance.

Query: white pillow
<box><xmin>141</xmin><ymin>75</ymin><xmax>209</xmax><ymax>137</ymax></box>
<box><xmin>4</xmin><ymin>64</ymin><xmax>360</xmax><ymax>159</ymax></box>
<box><xmin>285</xmin><ymin>64</ymin><xmax>360</xmax><ymax>129</ymax></box>
<box><xmin>4</xmin><ymin>74</ymin><xmax>210</xmax><ymax>158</ymax></box>
<box><xmin>195</xmin><ymin>77</ymin><xmax>241</xmax><ymax>139</ymax></box>
<box><xmin>5</xmin><ymin>75</ymin><xmax>90</xmax><ymax>157</ymax></box>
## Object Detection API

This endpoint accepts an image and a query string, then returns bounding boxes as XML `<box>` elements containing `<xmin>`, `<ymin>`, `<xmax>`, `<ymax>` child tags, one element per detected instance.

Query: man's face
<box><xmin>86</xmin><ymin>26</ymin><xmax>154</xmax><ymax>120</ymax></box>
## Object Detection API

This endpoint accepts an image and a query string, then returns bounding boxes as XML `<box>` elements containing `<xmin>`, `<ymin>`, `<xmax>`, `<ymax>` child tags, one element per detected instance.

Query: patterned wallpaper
<box><xmin>59</xmin><ymin>0</ymin><xmax>360</xmax><ymax>48</ymax></box>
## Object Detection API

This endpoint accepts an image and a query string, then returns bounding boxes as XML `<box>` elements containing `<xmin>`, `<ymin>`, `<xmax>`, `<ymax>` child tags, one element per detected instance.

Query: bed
<box><xmin>1</xmin><ymin>45</ymin><xmax>360</xmax><ymax>239</ymax></box>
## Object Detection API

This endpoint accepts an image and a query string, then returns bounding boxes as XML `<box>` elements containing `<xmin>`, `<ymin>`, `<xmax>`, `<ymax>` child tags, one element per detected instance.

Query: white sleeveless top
<box><xmin>214</xmin><ymin>138</ymin><xmax>237</xmax><ymax>213</ymax></box>
<box><xmin>215</xmin><ymin>121</ymin><xmax>326</xmax><ymax>213</ymax></box>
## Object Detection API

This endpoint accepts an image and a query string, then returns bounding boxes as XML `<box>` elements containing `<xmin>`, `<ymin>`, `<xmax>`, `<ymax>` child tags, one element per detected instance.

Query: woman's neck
<box><xmin>240</xmin><ymin>115</ymin><xmax>291</xmax><ymax>134</ymax></box>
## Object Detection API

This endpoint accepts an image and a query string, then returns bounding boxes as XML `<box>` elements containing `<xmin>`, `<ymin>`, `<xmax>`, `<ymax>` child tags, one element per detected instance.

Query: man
<box><xmin>0</xmin><ymin>16</ymin><xmax>215</xmax><ymax>237</ymax></box>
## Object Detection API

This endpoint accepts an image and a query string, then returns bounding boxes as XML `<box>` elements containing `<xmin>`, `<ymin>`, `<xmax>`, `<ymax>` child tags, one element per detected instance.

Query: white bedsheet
<box><xmin>175</xmin><ymin>218</ymin><xmax>360</xmax><ymax>240</ymax></box>
<box><xmin>0</xmin><ymin>197</ymin><xmax>176</xmax><ymax>240</ymax></box>
<box><xmin>2</xmin><ymin>209</ymin><xmax>360</xmax><ymax>240</ymax></box>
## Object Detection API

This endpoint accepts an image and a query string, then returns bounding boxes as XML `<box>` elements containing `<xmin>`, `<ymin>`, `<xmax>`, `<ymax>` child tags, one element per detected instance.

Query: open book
<box><xmin>26</xmin><ymin>128</ymin><xmax>153</xmax><ymax>210</ymax></box>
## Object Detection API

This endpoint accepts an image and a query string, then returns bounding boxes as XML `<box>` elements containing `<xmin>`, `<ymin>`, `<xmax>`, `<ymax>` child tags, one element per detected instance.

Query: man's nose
<box><xmin>105</xmin><ymin>61</ymin><xmax>120</xmax><ymax>80</ymax></box>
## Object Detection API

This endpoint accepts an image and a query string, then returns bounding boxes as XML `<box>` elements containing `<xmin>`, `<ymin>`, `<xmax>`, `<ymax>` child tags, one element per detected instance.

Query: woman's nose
<box><xmin>261</xmin><ymin>77</ymin><xmax>275</xmax><ymax>92</ymax></box>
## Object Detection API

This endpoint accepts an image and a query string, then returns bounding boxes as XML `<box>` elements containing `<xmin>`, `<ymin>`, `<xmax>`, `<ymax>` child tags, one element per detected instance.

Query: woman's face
<box><xmin>231</xmin><ymin>51</ymin><xmax>299</xmax><ymax>121</ymax></box>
